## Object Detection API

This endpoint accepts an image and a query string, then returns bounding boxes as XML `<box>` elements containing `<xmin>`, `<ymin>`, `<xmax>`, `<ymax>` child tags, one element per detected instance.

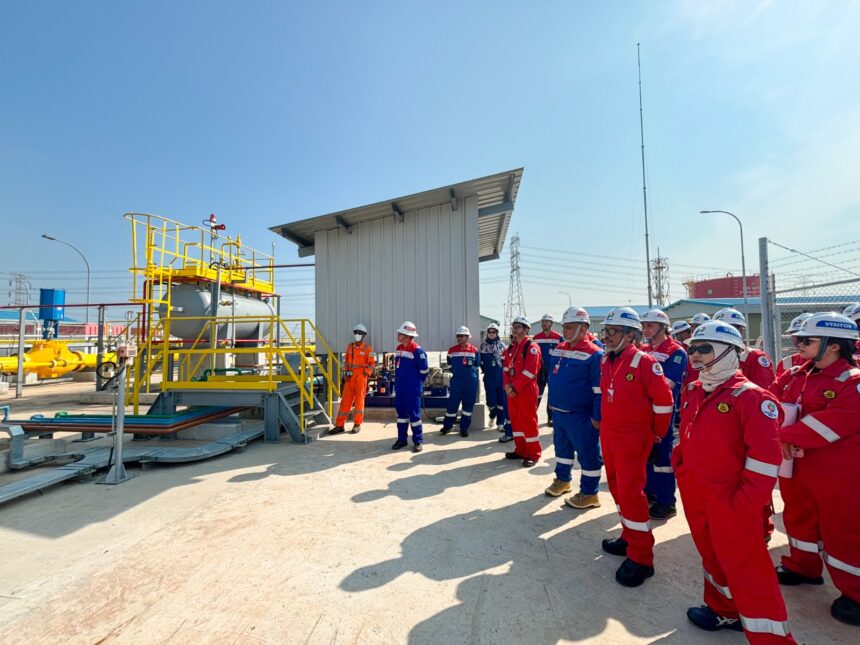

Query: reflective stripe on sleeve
<box><xmin>788</xmin><ymin>536</ymin><xmax>821</xmax><ymax>554</ymax></box>
<box><xmin>739</xmin><ymin>616</ymin><xmax>790</xmax><ymax>637</ymax></box>
<box><xmin>732</xmin><ymin>382</ymin><xmax>755</xmax><ymax>397</ymax></box>
<box><xmin>652</xmin><ymin>405</ymin><xmax>673</xmax><ymax>414</ymax></box>
<box><xmin>420</xmin><ymin>369</ymin><xmax>429</xmax><ymax>374</ymax></box>
<box><xmin>823</xmin><ymin>551</ymin><xmax>860</xmax><ymax>577</ymax></box>
<box><xmin>556</xmin><ymin>457</ymin><xmax>574</xmax><ymax>465</ymax></box>
<box><xmin>522</xmin><ymin>370</ymin><xmax>536</xmax><ymax>379</ymax></box>
<box><xmin>800</xmin><ymin>415</ymin><xmax>841</xmax><ymax>443</ymax></box>
<box><xmin>581</xmin><ymin>468</ymin><xmax>602</xmax><ymax>477</ymax></box>
<box><xmin>620</xmin><ymin>514</ymin><xmax>651</xmax><ymax>532</ymax></box>
<box><xmin>592</xmin><ymin>387</ymin><xmax>601</xmax><ymax>394</ymax></box>
<box><xmin>744</xmin><ymin>457</ymin><xmax>779</xmax><ymax>478</ymax></box>
<box><xmin>630</xmin><ymin>352</ymin><xmax>644</xmax><ymax>368</ymax></box>
<box><xmin>836</xmin><ymin>368</ymin><xmax>860</xmax><ymax>382</ymax></box>
<box><xmin>652</xmin><ymin>466</ymin><xmax>673</xmax><ymax>474</ymax></box>
<box><xmin>704</xmin><ymin>570</ymin><xmax>733</xmax><ymax>599</ymax></box>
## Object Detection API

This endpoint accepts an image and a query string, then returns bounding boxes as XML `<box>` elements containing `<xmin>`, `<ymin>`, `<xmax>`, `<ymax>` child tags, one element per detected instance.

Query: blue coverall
<box><xmin>548</xmin><ymin>338</ymin><xmax>605</xmax><ymax>494</ymax></box>
<box><xmin>443</xmin><ymin>343</ymin><xmax>480</xmax><ymax>435</ymax></box>
<box><xmin>479</xmin><ymin>337</ymin><xmax>507</xmax><ymax>429</ymax></box>
<box><xmin>395</xmin><ymin>340</ymin><xmax>429</xmax><ymax>445</ymax></box>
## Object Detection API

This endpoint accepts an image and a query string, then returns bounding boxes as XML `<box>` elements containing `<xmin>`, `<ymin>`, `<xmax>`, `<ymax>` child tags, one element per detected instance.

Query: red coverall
<box><xmin>740</xmin><ymin>348</ymin><xmax>776</xmax><ymax>390</ymax></box>
<box><xmin>775</xmin><ymin>353</ymin><xmax>805</xmax><ymax>378</ymax></box>
<box><xmin>335</xmin><ymin>341</ymin><xmax>375</xmax><ymax>427</ymax></box>
<box><xmin>776</xmin><ymin>360</ymin><xmax>860</xmax><ymax>604</ymax></box>
<box><xmin>600</xmin><ymin>344</ymin><xmax>674</xmax><ymax>567</ymax></box>
<box><xmin>503</xmin><ymin>337</ymin><xmax>542</xmax><ymax>461</ymax></box>
<box><xmin>675</xmin><ymin>373</ymin><xmax>795</xmax><ymax>643</ymax></box>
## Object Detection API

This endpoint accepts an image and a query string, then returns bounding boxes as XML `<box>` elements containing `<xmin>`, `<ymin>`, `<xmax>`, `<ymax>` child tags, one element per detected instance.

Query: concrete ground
<box><xmin>0</xmin><ymin>384</ymin><xmax>856</xmax><ymax>644</ymax></box>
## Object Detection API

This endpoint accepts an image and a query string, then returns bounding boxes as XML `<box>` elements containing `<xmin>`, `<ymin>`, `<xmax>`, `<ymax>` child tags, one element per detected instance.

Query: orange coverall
<box><xmin>335</xmin><ymin>341</ymin><xmax>375</xmax><ymax>427</ymax></box>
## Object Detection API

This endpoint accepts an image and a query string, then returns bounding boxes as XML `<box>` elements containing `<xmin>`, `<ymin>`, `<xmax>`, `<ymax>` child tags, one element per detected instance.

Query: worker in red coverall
<box><xmin>713</xmin><ymin>307</ymin><xmax>779</xmax><ymax>540</ymax></box>
<box><xmin>674</xmin><ymin>321</ymin><xmax>796</xmax><ymax>642</ymax></box>
<box><xmin>845</xmin><ymin>304</ymin><xmax>860</xmax><ymax>361</ymax></box>
<box><xmin>330</xmin><ymin>323</ymin><xmax>375</xmax><ymax>435</ymax></box>
<box><xmin>502</xmin><ymin>315</ymin><xmax>542</xmax><ymax>468</ymax></box>
<box><xmin>773</xmin><ymin>312</ymin><xmax>860</xmax><ymax>627</ymax></box>
<box><xmin>775</xmin><ymin>314</ymin><xmax>813</xmax><ymax>377</ymax></box>
<box><xmin>598</xmin><ymin>307</ymin><xmax>674</xmax><ymax>588</ymax></box>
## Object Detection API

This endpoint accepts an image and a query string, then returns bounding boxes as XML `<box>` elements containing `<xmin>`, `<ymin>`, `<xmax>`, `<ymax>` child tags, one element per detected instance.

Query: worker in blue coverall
<box><xmin>641</xmin><ymin>309</ymin><xmax>688</xmax><ymax>520</ymax></box>
<box><xmin>392</xmin><ymin>320</ymin><xmax>429</xmax><ymax>453</ymax></box>
<box><xmin>533</xmin><ymin>314</ymin><xmax>563</xmax><ymax>426</ymax></box>
<box><xmin>543</xmin><ymin>306</ymin><xmax>605</xmax><ymax>509</ymax></box>
<box><xmin>479</xmin><ymin>322</ymin><xmax>507</xmax><ymax>435</ymax></box>
<box><xmin>442</xmin><ymin>326</ymin><xmax>480</xmax><ymax>437</ymax></box>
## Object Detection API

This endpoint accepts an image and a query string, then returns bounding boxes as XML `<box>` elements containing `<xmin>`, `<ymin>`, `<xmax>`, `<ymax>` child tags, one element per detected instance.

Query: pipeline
<box><xmin>15</xmin><ymin>406</ymin><xmax>247</xmax><ymax>435</ymax></box>
<box><xmin>0</xmin><ymin>341</ymin><xmax>116</xmax><ymax>379</ymax></box>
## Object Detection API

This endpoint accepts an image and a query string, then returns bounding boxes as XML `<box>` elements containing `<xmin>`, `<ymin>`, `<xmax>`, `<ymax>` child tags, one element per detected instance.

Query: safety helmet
<box><xmin>690</xmin><ymin>313</ymin><xmax>711</xmax><ymax>326</ymax></box>
<box><xmin>670</xmin><ymin>320</ymin><xmax>691</xmax><ymax>335</ymax></box>
<box><xmin>843</xmin><ymin>303</ymin><xmax>860</xmax><ymax>322</ymax></box>
<box><xmin>512</xmin><ymin>315</ymin><xmax>531</xmax><ymax>329</ymax></box>
<box><xmin>455</xmin><ymin>325</ymin><xmax>471</xmax><ymax>337</ymax></box>
<box><xmin>601</xmin><ymin>307</ymin><xmax>642</xmax><ymax>331</ymax></box>
<box><xmin>713</xmin><ymin>308</ymin><xmax>746</xmax><ymax>327</ymax></box>
<box><xmin>486</xmin><ymin>323</ymin><xmax>500</xmax><ymax>332</ymax></box>
<box><xmin>353</xmin><ymin>323</ymin><xmax>368</xmax><ymax>334</ymax></box>
<box><xmin>640</xmin><ymin>309</ymin><xmax>671</xmax><ymax>326</ymax></box>
<box><xmin>561</xmin><ymin>306</ymin><xmax>590</xmax><ymax>325</ymax></box>
<box><xmin>541</xmin><ymin>313</ymin><xmax>555</xmax><ymax>323</ymax></box>
<box><xmin>792</xmin><ymin>313</ymin><xmax>859</xmax><ymax>340</ymax></box>
<box><xmin>841</xmin><ymin>303</ymin><xmax>859</xmax><ymax>317</ymax></box>
<box><xmin>785</xmin><ymin>313</ymin><xmax>813</xmax><ymax>335</ymax></box>
<box><xmin>396</xmin><ymin>321</ymin><xmax>419</xmax><ymax>337</ymax></box>
<box><xmin>686</xmin><ymin>321</ymin><xmax>746</xmax><ymax>349</ymax></box>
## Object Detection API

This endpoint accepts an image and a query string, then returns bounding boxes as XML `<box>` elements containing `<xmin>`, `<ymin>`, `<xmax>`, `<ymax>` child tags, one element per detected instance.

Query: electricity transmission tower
<box><xmin>7</xmin><ymin>272</ymin><xmax>31</xmax><ymax>306</ymax></box>
<box><xmin>503</xmin><ymin>234</ymin><xmax>526</xmax><ymax>331</ymax></box>
<box><xmin>652</xmin><ymin>250</ymin><xmax>669</xmax><ymax>306</ymax></box>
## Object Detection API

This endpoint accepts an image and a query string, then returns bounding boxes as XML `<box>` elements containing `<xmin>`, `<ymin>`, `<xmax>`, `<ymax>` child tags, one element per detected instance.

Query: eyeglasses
<box><xmin>687</xmin><ymin>343</ymin><xmax>715</xmax><ymax>355</ymax></box>
<box><xmin>795</xmin><ymin>336</ymin><xmax>821</xmax><ymax>346</ymax></box>
<box><xmin>487</xmin><ymin>330</ymin><xmax>498</xmax><ymax>334</ymax></box>
<box><xmin>602</xmin><ymin>328</ymin><xmax>626</xmax><ymax>337</ymax></box>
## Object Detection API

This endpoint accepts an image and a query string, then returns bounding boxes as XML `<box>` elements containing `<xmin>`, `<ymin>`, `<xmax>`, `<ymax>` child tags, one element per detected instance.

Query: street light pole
<box><xmin>42</xmin><ymin>234</ymin><xmax>91</xmax><ymax>326</ymax></box>
<box><xmin>557</xmin><ymin>290</ymin><xmax>572</xmax><ymax>307</ymax></box>
<box><xmin>700</xmin><ymin>210</ymin><xmax>749</xmax><ymax>343</ymax></box>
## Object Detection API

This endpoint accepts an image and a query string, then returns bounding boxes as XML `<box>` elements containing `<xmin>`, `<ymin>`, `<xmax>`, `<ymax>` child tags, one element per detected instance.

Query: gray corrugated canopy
<box><xmin>270</xmin><ymin>168</ymin><xmax>523</xmax><ymax>262</ymax></box>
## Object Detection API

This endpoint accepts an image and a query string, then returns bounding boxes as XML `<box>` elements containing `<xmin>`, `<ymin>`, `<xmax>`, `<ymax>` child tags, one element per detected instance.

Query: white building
<box><xmin>272</xmin><ymin>169</ymin><xmax>523</xmax><ymax>352</ymax></box>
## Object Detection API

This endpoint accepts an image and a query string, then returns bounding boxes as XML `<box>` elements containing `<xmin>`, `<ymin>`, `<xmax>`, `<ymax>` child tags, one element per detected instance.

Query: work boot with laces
<box><xmin>565</xmin><ymin>492</ymin><xmax>601</xmax><ymax>509</ymax></box>
<box><xmin>544</xmin><ymin>479</ymin><xmax>572</xmax><ymax>497</ymax></box>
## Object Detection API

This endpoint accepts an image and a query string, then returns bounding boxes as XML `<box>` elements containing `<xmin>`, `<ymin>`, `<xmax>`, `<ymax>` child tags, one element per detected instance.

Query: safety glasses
<box><xmin>602</xmin><ymin>328</ymin><xmax>626</xmax><ymax>338</ymax></box>
<box><xmin>687</xmin><ymin>343</ymin><xmax>715</xmax><ymax>355</ymax></box>
<box><xmin>795</xmin><ymin>336</ymin><xmax>821</xmax><ymax>346</ymax></box>
<box><xmin>486</xmin><ymin>330</ymin><xmax>498</xmax><ymax>335</ymax></box>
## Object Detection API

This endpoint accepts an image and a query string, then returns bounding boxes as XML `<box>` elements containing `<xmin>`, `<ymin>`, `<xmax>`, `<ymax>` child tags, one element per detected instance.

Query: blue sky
<box><xmin>2</xmin><ymin>1</ymin><xmax>860</xmax><ymax>324</ymax></box>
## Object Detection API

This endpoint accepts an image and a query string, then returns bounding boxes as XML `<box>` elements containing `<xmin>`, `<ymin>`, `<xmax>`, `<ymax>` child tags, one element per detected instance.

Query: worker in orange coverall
<box><xmin>674</xmin><ymin>321</ymin><xmax>796</xmax><ymax>642</ymax></box>
<box><xmin>330</xmin><ymin>323</ymin><xmax>375</xmax><ymax>435</ymax></box>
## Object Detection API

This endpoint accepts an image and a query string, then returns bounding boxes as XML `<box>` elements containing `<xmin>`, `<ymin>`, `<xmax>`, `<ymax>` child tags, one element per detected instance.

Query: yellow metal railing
<box><xmin>130</xmin><ymin>314</ymin><xmax>341</xmax><ymax>433</ymax></box>
<box><xmin>125</xmin><ymin>212</ymin><xmax>275</xmax><ymax>295</ymax></box>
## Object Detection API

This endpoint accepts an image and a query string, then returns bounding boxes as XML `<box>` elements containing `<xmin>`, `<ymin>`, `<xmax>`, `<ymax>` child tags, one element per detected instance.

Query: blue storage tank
<box><xmin>38</xmin><ymin>289</ymin><xmax>66</xmax><ymax>321</ymax></box>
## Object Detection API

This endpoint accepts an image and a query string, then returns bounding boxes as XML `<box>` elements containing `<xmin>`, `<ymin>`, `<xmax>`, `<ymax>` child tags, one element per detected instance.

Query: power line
<box><xmin>768</xmin><ymin>240</ymin><xmax>860</xmax><ymax>279</ymax></box>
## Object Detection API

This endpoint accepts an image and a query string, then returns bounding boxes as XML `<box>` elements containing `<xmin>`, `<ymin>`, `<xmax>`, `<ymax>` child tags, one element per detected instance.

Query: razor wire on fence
<box><xmin>759</xmin><ymin>237</ymin><xmax>860</xmax><ymax>361</ymax></box>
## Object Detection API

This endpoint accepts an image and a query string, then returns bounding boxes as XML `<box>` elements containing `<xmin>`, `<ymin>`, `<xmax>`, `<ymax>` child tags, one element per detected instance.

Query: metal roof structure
<box><xmin>271</xmin><ymin>168</ymin><xmax>523</xmax><ymax>262</ymax></box>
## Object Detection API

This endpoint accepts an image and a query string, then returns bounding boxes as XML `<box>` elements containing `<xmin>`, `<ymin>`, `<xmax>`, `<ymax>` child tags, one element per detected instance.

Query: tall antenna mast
<box><xmin>637</xmin><ymin>43</ymin><xmax>654</xmax><ymax>308</ymax></box>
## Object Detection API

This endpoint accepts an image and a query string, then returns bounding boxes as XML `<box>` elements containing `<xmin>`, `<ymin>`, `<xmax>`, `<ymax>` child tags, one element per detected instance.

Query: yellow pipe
<box><xmin>0</xmin><ymin>341</ymin><xmax>116</xmax><ymax>379</ymax></box>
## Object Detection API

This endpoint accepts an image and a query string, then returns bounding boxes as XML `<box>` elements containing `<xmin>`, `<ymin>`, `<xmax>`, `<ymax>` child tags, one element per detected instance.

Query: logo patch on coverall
<box><xmin>717</xmin><ymin>402</ymin><xmax>730</xmax><ymax>413</ymax></box>
<box><xmin>626</xmin><ymin>373</ymin><xmax>634</xmax><ymax>381</ymax></box>
<box><xmin>758</xmin><ymin>355</ymin><xmax>771</xmax><ymax>368</ymax></box>
<box><xmin>760</xmin><ymin>400</ymin><xmax>779</xmax><ymax>419</ymax></box>
<box><xmin>823</xmin><ymin>389</ymin><xmax>837</xmax><ymax>399</ymax></box>
<box><xmin>652</xmin><ymin>363</ymin><xmax>664</xmax><ymax>376</ymax></box>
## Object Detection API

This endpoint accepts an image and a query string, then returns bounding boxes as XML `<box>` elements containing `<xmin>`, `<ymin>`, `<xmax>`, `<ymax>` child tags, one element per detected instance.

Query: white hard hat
<box><xmin>541</xmin><ymin>313</ymin><xmax>555</xmax><ymax>323</ymax></box>
<box><xmin>845</xmin><ymin>303</ymin><xmax>860</xmax><ymax>323</ymax></box>
<box><xmin>842</xmin><ymin>303</ymin><xmax>859</xmax><ymax>317</ymax></box>
<box><xmin>793</xmin><ymin>313</ymin><xmax>859</xmax><ymax>340</ymax></box>
<box><xmin>486</xmin><ymin>323</ymin><xmax>500</xmax><ymax>332</ymax></box>
<box><xmin>713</xmin><ymin>308</ymin><xmax>746</xmax><ymax>327</ymax></box>
<box><xmin>641</xmin><ymin>309</ymin><xmax>671</xmax><ymax>326</ymax></box>
<box><xmin>601</xmin><ymin>307</ymin><xmax>642</xmax><ymax>331</ymax></box>
<box><xmin>396</xmin><ymin>321</ymin><xmax>419</xmax><ymax>337</ymax></box>
<box><xmin>455</xmin><ymin>326</ymin><xmax>471</xmax><ymax>337</ymax></box>
<box><xmin>686</xmin><ymin>321</ymin><xmax>746</xmax><ymax>349</ymax></box>
<box><xmin>690</xmin><ymin>313</ymin><xmax>712</xmax><ymax>325</ymax></box>
<box><xmin>353</xmin><ymin>323</ymin><xmax>368</xmax><ymax>334</ymax></box>
<box><xmin>670</xmin><ymin>320</ymin><xmax>691</xmax><ymax>335</ymax></box>
<box><xmin>785</xmin><ymin>313</ymin><xmax>813</xmax><ymax>335</ymax></box>
<box><xmin>561</xmin><ymin>306</ymin><xmax>590</xmax><ymax>325</ymax></box>
<box><xmin>512</xmin><ymin>315</ymin><xmax>531</xmax><ymax>328</ymax></box>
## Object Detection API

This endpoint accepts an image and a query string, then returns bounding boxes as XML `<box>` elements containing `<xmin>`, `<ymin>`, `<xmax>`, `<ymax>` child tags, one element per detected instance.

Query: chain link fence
<box><xmin>759</xmin><ymin>237</ymin><xmax>860</xmax><ymax>361</ymax></box>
